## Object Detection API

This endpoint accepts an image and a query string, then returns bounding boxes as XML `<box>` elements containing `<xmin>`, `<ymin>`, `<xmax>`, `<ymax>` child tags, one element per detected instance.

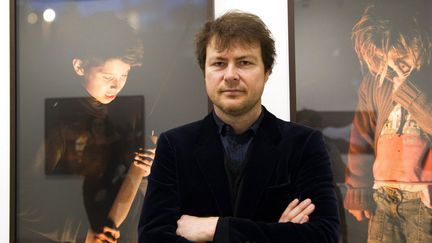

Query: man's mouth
<box><xmin>221</xmin><ymin>89</ymin><xmax>243</xmax><ymax>94</ymax></box>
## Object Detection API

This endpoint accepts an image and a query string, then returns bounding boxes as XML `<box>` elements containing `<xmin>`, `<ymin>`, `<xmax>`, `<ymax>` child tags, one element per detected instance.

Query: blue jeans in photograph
<box><xmin>367</xmin><ymin>187</ymin><xmax>432</xmax><ymax>243</ymax></box>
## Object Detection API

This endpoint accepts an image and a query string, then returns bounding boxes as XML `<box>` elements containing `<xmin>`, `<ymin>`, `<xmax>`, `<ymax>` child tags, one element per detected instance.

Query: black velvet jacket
<box><xmin>139</xmin><ymin>108</ymin><xmax>340</xmax><ymax>242</ymax></box>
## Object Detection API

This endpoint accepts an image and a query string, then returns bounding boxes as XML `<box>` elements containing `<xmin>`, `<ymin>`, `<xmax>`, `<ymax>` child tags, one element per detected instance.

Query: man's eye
<box><xmin>239</xmin><ymin>60</ymin><xmax>252</xmax><ymax>66</ymax></box>
<box><xmin>103</xmin><ymin>75</ymin><xmax>114</xmax><ymax>80</ymax></box>
<box><xmin>212</xmin><ymin>62</ymin><xmax>225</xmax><ymax>67</ymax></box>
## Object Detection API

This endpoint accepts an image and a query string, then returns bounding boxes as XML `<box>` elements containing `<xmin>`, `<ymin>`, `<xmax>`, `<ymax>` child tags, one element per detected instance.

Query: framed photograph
<box><xmin>12</xmin><ymin>0</ymin><xmax>212</xmax><ymax>242</ymax></box>
<box><xmin>290</xmin><ymin>0</ymin><xmax>432</xmax><ymax>242</ymax></box>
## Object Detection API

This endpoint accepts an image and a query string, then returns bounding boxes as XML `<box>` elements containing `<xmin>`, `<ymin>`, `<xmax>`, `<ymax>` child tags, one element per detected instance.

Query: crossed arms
<box><xmin>176</xmin><ymin>198</ymin><xmax>315</xmax><ymax>242</ymax></box>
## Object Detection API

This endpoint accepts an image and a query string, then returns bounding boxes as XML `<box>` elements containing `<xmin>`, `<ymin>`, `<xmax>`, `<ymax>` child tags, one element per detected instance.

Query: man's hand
<box><xmin>348</xmin><ymin>209</ymin><xmax>372</xmax><ymax>221</ymax></box>
<box><xmin>279</xmin><ymin>198</ymin><xmax>315</xmax><ymax>224</ymax></box>
<box><xmin>176</xmin><ymin>215</ymin><xmax>218</xmax><ymax>242</ymax></box>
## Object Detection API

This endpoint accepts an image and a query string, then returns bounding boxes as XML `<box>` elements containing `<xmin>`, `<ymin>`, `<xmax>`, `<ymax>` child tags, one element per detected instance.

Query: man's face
<box><xmin>78</xmin><ymin>59</ymin><xmax>131</xmax><ymax>104</ymax></box>
<box><xmin>204</xmin><ymin>38</ymin><xmax>269</xmax><ymax>117</ymax></box>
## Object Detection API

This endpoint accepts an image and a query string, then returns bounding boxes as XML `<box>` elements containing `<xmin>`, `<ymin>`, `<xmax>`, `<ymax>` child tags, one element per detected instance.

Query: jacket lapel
<box><xmin>235</xmin><ymin>111</ymin><xmax>282</xmax><ymax>218</ymax></box>
<box><xmin>194</xmin><ymin>114</ymin><xmax>233</xmax><ymax>216</ymax></box>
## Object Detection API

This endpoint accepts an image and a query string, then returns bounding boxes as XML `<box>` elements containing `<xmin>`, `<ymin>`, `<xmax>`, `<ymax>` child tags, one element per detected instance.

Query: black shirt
<box><xmin>213</xmin><ymin>110</ymin><xmax>264</xmax><ymax>204</ymax></box>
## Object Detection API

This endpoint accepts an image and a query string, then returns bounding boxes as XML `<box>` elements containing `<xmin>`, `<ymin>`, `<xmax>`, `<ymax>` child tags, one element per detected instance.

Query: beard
<box><xmin>213</xmin><ymin>95</ymin><xmax>261</xmax><ymax>117</ymax></box>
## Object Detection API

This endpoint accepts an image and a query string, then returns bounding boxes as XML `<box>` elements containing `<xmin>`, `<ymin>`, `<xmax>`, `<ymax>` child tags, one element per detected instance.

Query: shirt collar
<box><xmin>212</xmin><ymin>108</ymin><xmax>264</xmax><ymax>136</ymax></box>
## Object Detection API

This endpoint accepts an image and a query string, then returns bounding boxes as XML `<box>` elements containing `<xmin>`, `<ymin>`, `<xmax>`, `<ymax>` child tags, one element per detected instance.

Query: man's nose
<box><xmin>223</xmin><ymin>63</ymin><xmax>239</xmax><ymax>82</ymax></box>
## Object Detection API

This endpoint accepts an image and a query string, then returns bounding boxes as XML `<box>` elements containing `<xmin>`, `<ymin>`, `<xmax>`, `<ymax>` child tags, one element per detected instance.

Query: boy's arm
<box><xmin>344</xmin><ymin>76</ymin><xmax>376</xmax><ymax>220</ymax></box>
<box><xmin>392</xmin><ymin>76</ymin><xmax>432</xmax><ymax>135</ymax></box>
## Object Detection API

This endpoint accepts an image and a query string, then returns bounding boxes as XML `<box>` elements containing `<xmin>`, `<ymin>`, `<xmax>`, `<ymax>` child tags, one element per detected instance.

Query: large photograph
<box><xmin>15</xmin><ymin>0</ymin><xmax>210</xmax><ymax>242</ymax></box>
<box><xmin>293</xmin><ymin>0</ymin><xmax>432</xmax><ymax>242</ymax></box>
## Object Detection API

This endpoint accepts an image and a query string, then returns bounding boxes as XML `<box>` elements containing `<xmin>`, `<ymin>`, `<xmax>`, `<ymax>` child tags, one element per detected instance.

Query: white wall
<box><xmin>1</xmin><ymin>1</ymin><xmax>10</xmax><ymax>242</ymax></box>
<box><xmin>214</xmin><ymin>0</ymin><xmax>290</xmax><ymax>120</ymax></box>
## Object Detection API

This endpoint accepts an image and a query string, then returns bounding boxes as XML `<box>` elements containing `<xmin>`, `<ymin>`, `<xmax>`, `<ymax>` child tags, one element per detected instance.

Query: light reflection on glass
<box><xmin>43</xmin><ymin>8</ymin><xmax>56</xmax><ymax>22</ymax></box>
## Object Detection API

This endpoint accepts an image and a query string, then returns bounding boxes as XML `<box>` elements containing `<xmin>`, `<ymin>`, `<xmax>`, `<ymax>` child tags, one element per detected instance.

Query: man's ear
<box><xmin>264</xmin><ymin>70</ymin><xmax>271</xmax><ymax>83</ymax></box>
<box><xmin>72</xmin><ymin>59</ymin><xmax>85</xmax><ymax>76</ymax></box>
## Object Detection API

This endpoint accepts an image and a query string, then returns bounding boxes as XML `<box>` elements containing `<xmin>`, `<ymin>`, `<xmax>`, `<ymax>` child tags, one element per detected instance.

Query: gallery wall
<box><xmin>1</xmin><ymin>1</ymin><xmax>10</xmax><ymax>242</ymax></box>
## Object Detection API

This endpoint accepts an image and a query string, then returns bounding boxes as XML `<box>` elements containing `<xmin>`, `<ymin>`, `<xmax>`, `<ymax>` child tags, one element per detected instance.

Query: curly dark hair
<box><xmin>195</xmin><ymin>11</ymin><xmax>276</xmax><ymax>74</ymax></box>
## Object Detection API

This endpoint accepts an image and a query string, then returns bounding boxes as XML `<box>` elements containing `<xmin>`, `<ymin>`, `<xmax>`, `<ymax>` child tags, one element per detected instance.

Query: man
<box><xmin>139</xmin><ymin>11</ymin><xmax>339</xmax><ymax>242</ymax></box>
<box><xmin>344</xmin><ymin>1</ymin><xmax>432</xmax><ymax>242</ymax></box>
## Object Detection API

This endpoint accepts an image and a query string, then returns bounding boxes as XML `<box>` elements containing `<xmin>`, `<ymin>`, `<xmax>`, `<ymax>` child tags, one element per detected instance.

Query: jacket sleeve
<box><xmin>344</xmin><ymin>76</ymin><xmax>375</xmax><ymax>210</ymax></box>
<box><xmin>138</xmin><ymin>133</ymin><xmax>191</xmax><ymax>243</ymax></box>
<box><xmin>214</xmin><ymin>130</ymin><xmax>340</xmax><ymax>243</ymax></box>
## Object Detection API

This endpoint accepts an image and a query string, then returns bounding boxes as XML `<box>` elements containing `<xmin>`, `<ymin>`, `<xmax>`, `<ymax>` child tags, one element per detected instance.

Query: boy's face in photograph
<box><xmin>73</xmin><ymin>58</ymin><xmax>131</xmax><ymax>104</ymax></box>
<box><xmin>387</xmin><ymin>48</ymin><xmax>416</xmax><ymax>80</ymax></box>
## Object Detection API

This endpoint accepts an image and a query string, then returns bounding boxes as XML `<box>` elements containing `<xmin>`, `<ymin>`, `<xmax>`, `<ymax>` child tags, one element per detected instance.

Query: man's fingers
<box><xmin>290</xmin><ymin>203</ymin><xmax>315</xmax><ymax>223</ymax></box>
<box><xmin>175</xmin><ymin>226</ymin><xmax>182</xmax><ymax>237</ymax></box>
<box><xmin>303</xmin><ymin>203</ymin><xmax>315</xmax><ymax>215</ymax></box>
<box><xmin>300</xmin><ymin>215</ymin><xmax>309</xmax><ymax>224</ymax></box>
<box><xmin>288</xmin><ymin>198</ymin><xmax>312</xmax><ymax>218</ymax></box>
<box><xmin>279</xmin><ymin>198</ymin><xmax>313</xmax><ymax>223</ymax></box>
<box><xmin>279</xmin><ymin>198</ymin><xmax>299</xmax><ymax>222</ymax></box>
<box><xmin>287</xmin><ymin>198</ymin><xmax>300</xmax><ymax>210</ymax></box>
<box><xmin>176</xmin><ymin>215</ymin><xmax>191</xmax><ymax>237</ymax></box>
